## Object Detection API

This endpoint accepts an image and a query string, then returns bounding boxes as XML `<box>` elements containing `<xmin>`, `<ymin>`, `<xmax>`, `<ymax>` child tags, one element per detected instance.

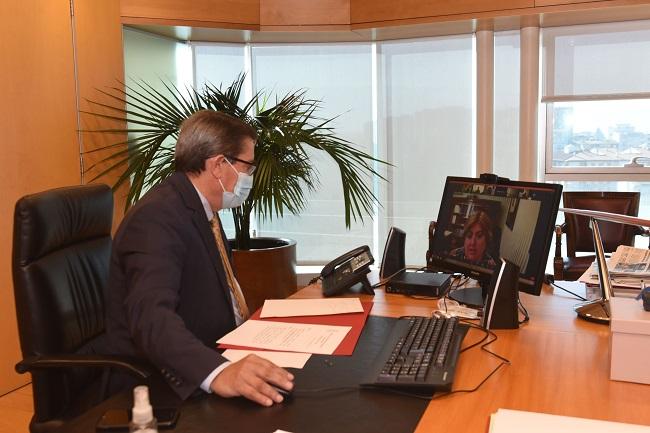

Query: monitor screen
<box><xmin>428</xmin><ymin>175</ymin><xmax>562</xmax><ymax>296</ymax></box>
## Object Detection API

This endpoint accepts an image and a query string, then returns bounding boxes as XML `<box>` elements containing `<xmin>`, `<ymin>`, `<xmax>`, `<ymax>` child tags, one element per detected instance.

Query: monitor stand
<box><xmin>448</xmin><ymin>284</ymin><xmax>486</xmax><ymax>309</ymax></box>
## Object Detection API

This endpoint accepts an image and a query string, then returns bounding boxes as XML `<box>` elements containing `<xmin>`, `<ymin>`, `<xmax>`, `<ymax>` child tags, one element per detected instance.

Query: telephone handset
<box><xmin>321</xmin><ymin>245</ymin><xmax>375</xmax><ymax>297</ymax></box>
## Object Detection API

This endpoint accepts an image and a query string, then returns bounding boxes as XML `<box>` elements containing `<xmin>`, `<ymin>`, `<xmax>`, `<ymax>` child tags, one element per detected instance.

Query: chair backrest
<box><xmin>563</xmin><ymin>191</ymin><xmax>640</xmax><ymax>255</ymax></box>
<box><xmin>12</xmin><ymin>184</ymin><xmax>113</xmax><ymax>430</ymax></box>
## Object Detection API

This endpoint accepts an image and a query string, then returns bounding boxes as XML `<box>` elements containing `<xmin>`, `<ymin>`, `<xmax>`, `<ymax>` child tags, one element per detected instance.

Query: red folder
<box><xmin>217</xmin><ymin>301</ymin><xmax>373</xmax><ymax>356</ymax></box>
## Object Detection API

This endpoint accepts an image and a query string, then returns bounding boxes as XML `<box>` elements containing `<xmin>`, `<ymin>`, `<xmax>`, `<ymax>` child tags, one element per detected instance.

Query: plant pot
<box><xmin>229</xmin><ymin>237</ymin><xmax>298</xmax><ymax>314</ymax></box>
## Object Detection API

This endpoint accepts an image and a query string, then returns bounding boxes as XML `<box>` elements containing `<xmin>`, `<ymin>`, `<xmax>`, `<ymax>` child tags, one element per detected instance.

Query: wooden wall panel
<box><xmin>260</xmin><ymin>0</ymin><xmax>350</xmax><ymax>27</ymax></box>
<box><xmin>73</xmin><ymin>0</ymin><xmax>127</xmax><ymax>220</ymax></box>
<box><xmin>535</xmin><ymin>0</ymin><xmax>592</xmax><ymax>5</ymax></box>
<box><xmin>0</xmin><ymin>0</ymin><xmax>79</xmax><ymax>394</ymax></box>
<box><xmin>350</xmin><ymin>0</ymin><xmax>533</xmax><ymax>25</ymax></box>
<box><xmin>121</xmin><ymin>0</ymin><xmax>260</xmax><ymax>26</ymax></box>
<box><xmin>0</xmin><ymin>0</ymin><xmax>126</xmax><ymax>397</ymax></box>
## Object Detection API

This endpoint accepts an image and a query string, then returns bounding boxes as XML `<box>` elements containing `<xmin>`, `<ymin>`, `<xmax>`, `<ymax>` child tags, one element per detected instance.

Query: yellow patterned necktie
<box><xmin>210</xmin><ymin>214</ymin><xmax>250</xmax><ymax>320</ymax></box>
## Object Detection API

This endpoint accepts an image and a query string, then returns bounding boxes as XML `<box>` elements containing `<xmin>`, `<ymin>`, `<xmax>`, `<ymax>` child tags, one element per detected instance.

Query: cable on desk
<box><xmin>550</xmin><ymin>281</ymin><xmax>588</xmax><ymax>301</ymax></box>
<box><xmin>517</xmin><ymin>293</ymin><xmax>530</xmax><ymax>325</ymax></box>
<box><xmin>363</xmin><ymin>320</ymin><xmax>510</xmax><ymax>401</ymax></box>
<box><xmin>371</xmin><ymin>266</ymin><xmax>429</xmax><ymax>290</ymax></box>
<box><xmin>446</xmin><ymin>275</ymin><xmax>470</xmax><ymax>294</ymax></box>
<box><xmin>371</xmin><ymin>267</ymin><xmax>405</xmax><ymax>289</ymax></box>
<box><xmin>433</xmin><ymin>276</ymin><xmax>481</xmax><ymax>320</ymax></box>
<box><xmin>307</xmin><ymin>275</ymin><xmax>321</xmax><ymax>286</ymax></box>
<box><xmin>430</xmin><ymin>321</ymin><xmax>510</xmax><ymax>400</ymax></box>
<box><xmin>292</xmin><ymin>386</ymin><xmax>359</xmax><ymax>397</ymax></box>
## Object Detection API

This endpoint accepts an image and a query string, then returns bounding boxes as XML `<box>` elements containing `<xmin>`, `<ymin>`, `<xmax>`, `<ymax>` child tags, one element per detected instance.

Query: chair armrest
<box><xmin>15</xmin><ymin>354</ymin><xmax>151</xmax><ymax>379</ymax></box>
<box><xmin>632</xmin><ymin>226</ymin><xmax>650</xmax><ymax>249</ymax></box>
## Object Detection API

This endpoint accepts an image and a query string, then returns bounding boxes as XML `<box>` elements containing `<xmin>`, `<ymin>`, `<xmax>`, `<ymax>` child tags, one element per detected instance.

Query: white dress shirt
<box><xmin>192</xmin><ymin>185</ymin><xmax>243</xmax><ymax>393</ymax></box>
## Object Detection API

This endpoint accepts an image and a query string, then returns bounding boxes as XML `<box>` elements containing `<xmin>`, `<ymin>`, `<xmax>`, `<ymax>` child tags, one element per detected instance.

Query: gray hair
<box><xmin>174</xmin><ymin>110</ymin><xmax>257</xmax><ymax>173</ymax></box>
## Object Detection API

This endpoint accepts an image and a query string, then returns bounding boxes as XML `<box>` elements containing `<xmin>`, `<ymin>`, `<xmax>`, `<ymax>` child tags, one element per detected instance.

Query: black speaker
<box><xmin>482</xmin><ymin>258</ymin><xmax>520</xmax><ymax>330</ymax></box>
<box><xmin>380</xmin><ymin>227</ymin><xmax>406</xmax><ymax>280</ymax></box>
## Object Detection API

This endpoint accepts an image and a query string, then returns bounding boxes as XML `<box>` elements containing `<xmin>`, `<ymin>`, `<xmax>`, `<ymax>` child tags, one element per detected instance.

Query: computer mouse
<box><xmin>273</xmin><ymin>386</ymin><xmax>294</xmax><ymax>401</ymax></box>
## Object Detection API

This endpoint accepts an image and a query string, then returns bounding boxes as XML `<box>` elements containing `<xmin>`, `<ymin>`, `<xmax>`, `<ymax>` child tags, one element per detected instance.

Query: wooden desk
<box><xmin>293</xmin><ymin>282</ymin><xmax>650</xmax><ymax>431</ymax></box>
<box><xmin>60</xmin><ymin>281</ymin><xmax>650</xmax><ymax>433</ymax></box>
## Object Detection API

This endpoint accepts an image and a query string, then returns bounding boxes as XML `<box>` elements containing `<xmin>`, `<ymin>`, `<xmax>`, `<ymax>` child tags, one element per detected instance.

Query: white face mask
<box><xmin>217</xmin><ymin>159</ymin><xmax>253</xmax><ymax>209</ymax></box>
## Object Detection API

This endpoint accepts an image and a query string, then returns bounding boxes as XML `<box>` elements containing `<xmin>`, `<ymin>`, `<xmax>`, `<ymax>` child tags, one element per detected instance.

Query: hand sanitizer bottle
<box><xmin>129</xmin><ymin>386</ymin><xmax>158</xmax><ymax>433</ymax></box>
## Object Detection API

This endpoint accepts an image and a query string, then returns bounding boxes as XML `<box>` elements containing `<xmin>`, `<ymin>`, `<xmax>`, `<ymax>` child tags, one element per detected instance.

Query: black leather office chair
<box><xmin>553</xmin><ymin>191</ymin><xmax>645</xmax><ymax>281</ymax></box>
<box><xmin>12</xmin><ymin>184</ymin><xmax>150</xmax><ymax>433</ymax></box>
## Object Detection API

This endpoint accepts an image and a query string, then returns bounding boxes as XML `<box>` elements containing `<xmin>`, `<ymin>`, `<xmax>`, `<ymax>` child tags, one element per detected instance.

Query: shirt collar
<box><xmin>192</xmin><ymin>184</ymin><xmax>215</xmax><ymax>221</ymax></box>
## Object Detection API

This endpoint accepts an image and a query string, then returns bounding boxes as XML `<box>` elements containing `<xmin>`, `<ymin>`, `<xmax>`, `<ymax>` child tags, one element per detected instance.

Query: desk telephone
<box><xmin>321</xmin><ymin>245</ymin><xmax>375</xmax><ymax>297</ymax></box>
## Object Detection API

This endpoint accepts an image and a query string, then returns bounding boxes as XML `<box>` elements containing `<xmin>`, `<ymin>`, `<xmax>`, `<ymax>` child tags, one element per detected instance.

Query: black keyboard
<box><xmin>362</xmin><ymin>316</ymin><xmax>469</xmax><ymax>393</ymax></box>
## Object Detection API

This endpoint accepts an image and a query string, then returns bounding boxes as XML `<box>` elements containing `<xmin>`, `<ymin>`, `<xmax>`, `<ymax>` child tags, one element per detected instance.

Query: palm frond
<box><xmin>84</xmin><ymin>75</ymin><xmax>389</xmax><ymax>248</ymax></box>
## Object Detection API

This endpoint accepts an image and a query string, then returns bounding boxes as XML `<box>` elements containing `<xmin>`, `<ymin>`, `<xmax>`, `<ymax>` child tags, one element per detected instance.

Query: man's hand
<box><xmin>210</xmin><ymin>354</ymin><xmax>294</xmax><ymax>406</ymax></box>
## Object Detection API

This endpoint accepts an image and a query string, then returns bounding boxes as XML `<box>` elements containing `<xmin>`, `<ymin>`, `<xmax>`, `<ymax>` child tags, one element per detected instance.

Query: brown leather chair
<box><xmin>12</xmin><ymin>184</ymin><xmax>150</xmax><ymax>433</ymax></box>
<box><xmin>553</xmin><ymin>191</ymin><xmax>643</xmax><ymax>281</ymax></box>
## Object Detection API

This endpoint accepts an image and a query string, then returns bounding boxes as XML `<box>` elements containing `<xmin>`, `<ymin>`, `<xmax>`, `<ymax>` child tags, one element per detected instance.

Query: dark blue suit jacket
<box><xmin>105</xmin><ymin>172</ymin><xmax>237</xmax><ymax>399</ymax></box>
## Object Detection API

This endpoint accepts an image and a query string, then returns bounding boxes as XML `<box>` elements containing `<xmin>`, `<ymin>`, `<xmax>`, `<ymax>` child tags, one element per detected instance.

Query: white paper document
<box><xmin>222</xmin><ymin>349</ymin><xmax>311</xmax><ymax>368</ymax></box>
<box><xmin>490</xmin><ymin>409</ymin><xmax>650</xmax><ymax>433</ymax></box>
<box><xmin>260</xmin><ymin>298</ymin><xmax>363</xmax><ymax>318</ymax></box>
<box><xmin>217</xmin><ymin>320</ymin><xmax>351</xmax><ymax>354</ymax></box>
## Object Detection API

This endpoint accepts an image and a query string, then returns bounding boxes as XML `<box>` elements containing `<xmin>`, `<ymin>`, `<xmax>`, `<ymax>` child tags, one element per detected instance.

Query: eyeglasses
<box><xmin>225</xmin><ymin>155</ymin><xmax>257</xmax><ymax>175</ymax></box>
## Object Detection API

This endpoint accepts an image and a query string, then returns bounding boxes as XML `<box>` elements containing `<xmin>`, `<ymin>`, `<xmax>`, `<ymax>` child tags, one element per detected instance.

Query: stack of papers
<box><xmin>217</xmin><ymin>298</ymin><xmax>370</xmax><ymax>368</ymax></box>
<box><xmin>579</xmin><ymin>245</ymin><xmax>650</xmax><ymax>291</ymax></box>
<box><xmin>490</xmin><ymin>409</ymin><xmax>650</xmax><ymax>432</ymax></box>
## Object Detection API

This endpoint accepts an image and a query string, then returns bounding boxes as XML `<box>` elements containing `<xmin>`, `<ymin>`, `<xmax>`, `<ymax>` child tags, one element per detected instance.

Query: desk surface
<box><xmin>63</xmin><ymin>282</ymin><xmax>650</xmax><ymax>433</ymax></box>
<box><xmin>291</xmin><ymin>282</ymin><xmax>650</xmax><ymax>432</ymax></box>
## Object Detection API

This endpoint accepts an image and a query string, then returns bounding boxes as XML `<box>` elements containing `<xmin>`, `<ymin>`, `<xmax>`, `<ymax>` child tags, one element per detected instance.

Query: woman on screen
<box><xmin>450</xmin><ymin>211</ymin><xmax>497</xmax><ymax>268</ymax></box>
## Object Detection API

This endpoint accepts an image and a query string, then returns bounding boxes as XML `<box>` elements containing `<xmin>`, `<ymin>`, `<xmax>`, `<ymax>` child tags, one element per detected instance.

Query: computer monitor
<box><xmin>427</xmin><ymin>174</ymin><xmax>562</xmax><ymax>307</ymax></box>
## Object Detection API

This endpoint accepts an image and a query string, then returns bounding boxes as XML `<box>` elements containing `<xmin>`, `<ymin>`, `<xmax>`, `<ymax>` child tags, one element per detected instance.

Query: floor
<box><xmin>0</xmin><ymin>383</ymin><xmax>32</xmax><ymax>433</ymax></box>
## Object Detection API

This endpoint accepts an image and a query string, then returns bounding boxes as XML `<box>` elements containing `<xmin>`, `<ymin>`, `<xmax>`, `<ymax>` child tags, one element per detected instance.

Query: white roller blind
<box><xmin>193</xmin><ymin>43</ymin><xmax>246</xmax><ymax>90</ymax></box>
<box><xmin>378</xmin><ymin>35</ymin><xmax>474</xmax><ymax>265</ymax></box>
<box><xmin>493</xmin><ymin>30</ymin><xmax>520</xmax><ymax>180</ymax></box>
<box><xmin>542</xmin><ymin>20</ymin><xmax>650</xmax><ymax>101</ymax></box>
<box><xmin>251</xmin><ymin>43</ymin><xmax>374</xmax><ymax>264</ymax></box>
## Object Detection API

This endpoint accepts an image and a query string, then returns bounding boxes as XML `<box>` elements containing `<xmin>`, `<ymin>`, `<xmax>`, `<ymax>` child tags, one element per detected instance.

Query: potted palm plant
<box><xmin>84</xmin><ymin>74</ymin><xmax>386</xmax><ymax>311</ymax></box>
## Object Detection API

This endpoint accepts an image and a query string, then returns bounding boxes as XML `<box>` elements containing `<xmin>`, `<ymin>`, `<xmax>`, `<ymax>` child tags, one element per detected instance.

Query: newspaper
<box><xmin>608</xmin><ymin>245</ymin><xmax>650</xmax><ymax>277</ymax></box>
<box><xmin>578</xmin><ymin>245</ymin><xmax>650</xmax><ymax>289</ymax></box>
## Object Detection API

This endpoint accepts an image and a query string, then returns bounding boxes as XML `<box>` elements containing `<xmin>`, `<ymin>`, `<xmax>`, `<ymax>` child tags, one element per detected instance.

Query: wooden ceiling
<box><xmin>123</xmin><ymin>2</ymin><xmax>650</xmax><ymax>43</ymax></box>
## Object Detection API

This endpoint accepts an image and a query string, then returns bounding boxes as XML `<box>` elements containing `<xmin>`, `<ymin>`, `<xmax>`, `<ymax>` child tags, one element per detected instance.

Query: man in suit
<box><xmin>105</xmin><ymin>110</ymin><xmax>294</xmax><ymax>406</ymax></box>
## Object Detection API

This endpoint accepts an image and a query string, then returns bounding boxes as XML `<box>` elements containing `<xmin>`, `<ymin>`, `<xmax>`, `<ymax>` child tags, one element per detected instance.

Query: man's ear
<box><xmin>206</xmin><ymin>155</ymin><xmax>225</xmax><ymax>178</ymax></box>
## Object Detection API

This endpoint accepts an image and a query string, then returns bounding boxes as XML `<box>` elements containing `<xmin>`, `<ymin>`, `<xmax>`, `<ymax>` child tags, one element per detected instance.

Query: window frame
<box><xmin>541</xmin><ymin>20</ymin><xmax>650</xmax><ymax>181</ymax></box>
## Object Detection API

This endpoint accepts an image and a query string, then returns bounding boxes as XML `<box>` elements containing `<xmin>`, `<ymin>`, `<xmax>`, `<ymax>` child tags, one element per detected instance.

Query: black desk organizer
<box><xmin>62</xmin><ymin>316</ymin><xmax>430</xmax><ymax>433</ymax></box>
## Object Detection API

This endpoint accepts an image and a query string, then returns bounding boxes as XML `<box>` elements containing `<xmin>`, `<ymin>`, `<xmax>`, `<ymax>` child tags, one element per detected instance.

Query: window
<box><xmin>378</xmin><ymin>36</ymin><xmax>474</xmax><ymax>264</ymax></box>
<box><xmin>493</xmin><ymin>31</ymin><xmax>520</xmax><ymax>180</ymax></box>
<box><xmin>192</xmin><ymin>43</ymin><xmax>247</xmax><ymax>235</ymax></box>
<box><xmin>251</xmin><ymin>44</ymin><xmax>374</xmax><ymax>264</ymax></box>
<box><xmin>192</xmin><ymin>36</ymin><xmax>476</xmax><ymax>266</ymax></box>
<box><xmin>542</xmin><ymin>20</ymin><xmax>650</xmax><ymax>226</ymax></box>
<box><xmin>193</xmin><ymin>43</ymin><xmax>246</xmax><ymax>91</ymax></box>
<box><xmin>542</xmin><ymin>20</ymin><xmax>650</xmax><ymax>178</ymax></box>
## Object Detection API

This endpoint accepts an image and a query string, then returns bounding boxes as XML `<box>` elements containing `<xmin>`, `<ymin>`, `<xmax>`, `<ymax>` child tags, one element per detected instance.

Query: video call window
<box><xmin>429</xmin><ymin>177</ymin><xmax>562</xmax><ymax>295</ymax></box>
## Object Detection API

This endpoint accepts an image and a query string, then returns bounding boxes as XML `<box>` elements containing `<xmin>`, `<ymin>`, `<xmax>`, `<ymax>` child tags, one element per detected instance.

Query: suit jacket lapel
<box><xmin>168</xmin><ymin>173</ymin><xmax>232</xmax><ymax>300</ymax></box>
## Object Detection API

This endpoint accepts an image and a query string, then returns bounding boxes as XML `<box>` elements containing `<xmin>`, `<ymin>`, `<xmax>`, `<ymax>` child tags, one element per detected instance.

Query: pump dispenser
<box><xmin>129</xmin><ymin>386</ymin><xmax>158</xmax><ymax>433</ymax></box>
